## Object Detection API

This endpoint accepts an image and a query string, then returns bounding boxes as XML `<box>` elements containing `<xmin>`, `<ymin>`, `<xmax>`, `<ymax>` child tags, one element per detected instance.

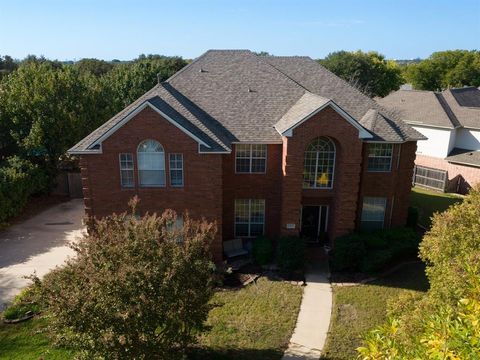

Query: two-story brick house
<box><xmin>69</xmin><ymin>50</ymin><xmax>424</xmax><ymax>261</ymax></box>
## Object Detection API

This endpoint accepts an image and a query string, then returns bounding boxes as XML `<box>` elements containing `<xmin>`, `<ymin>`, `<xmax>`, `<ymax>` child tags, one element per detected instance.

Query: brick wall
<box><xmin>415</xmin><ymin>154</ymin><xmax>480</xmax><ymax>193</ymax></box>
<box><xmin>222</xmin><ymin>144</ymin><xmax>283</xmax><ymax>240</ymax></box>
<box><xmin>279</xmin><ymin>106</ymin><xmax>364</xmax><ymax>243</ymax></box>
<box><xmin>358</xmin><ymin>142</ymin><xmax>417</xmax><ymax>229</ymax></box>
<box><xmin>80</xmin><ymin>106</ymin><xmax>224</xmax><ymax>261</ymax></box>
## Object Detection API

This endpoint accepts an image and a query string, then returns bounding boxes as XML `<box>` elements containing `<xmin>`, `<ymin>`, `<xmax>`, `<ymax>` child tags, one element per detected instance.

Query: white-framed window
<box><xmin>367</xmin><ymin>143</ymin><xmax>393</xmax><ymax>172</ymax></box>
<box><xmin>119</xmin><ymin>153</ymin><xmax>134</xmax><ymax>188</ymax></box>
<box><xmin>137</xmin><ymin>139</ymin><xmax>165</xmax><ymax>187</ymax></box>
<box><xmin>303</xmin><ymin>137</ymin><xmax>336</xmax><ymax>189</ymax></box>
<box><xmin>234</xmin><ymin>199</ymin><xmax>265</xmax><ymax>237</ymax></box>
<box><xmin>235</xmin><ymin>144</ymin><xmax>267</xmax><ymax>173</ymax></box>
<box><xmin>169</xmin><ymin>153</ymin><xmax>184</xmax><ymax>187</ymax></box>
<box><xmin>361</xmin><ymin>197</ymin><xmax>387</xmax><ymax>230</ymax></box>
<box><xmin>167</xmin><ymin>215</ymin><xmax>184</xmax><ymax>243</ymax></box>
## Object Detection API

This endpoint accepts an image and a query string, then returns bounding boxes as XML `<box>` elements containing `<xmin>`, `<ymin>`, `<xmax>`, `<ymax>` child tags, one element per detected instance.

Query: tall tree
<box><xmin>404</xmin><ymin>50</ymin><xmax>480</xmax><ymax>90</ymax></box>
<box><xmin>102</xmin><ymin>57</ymin><xmax>188</xmax><ymax>112</ymax></box>
<box><xmin>319</xmin><ymin>50</ymin><xmax>403</xmax><ymax>97</ymax></box>
<box><xmin>74</xmin><ymin>58</ymin><xmax>115</xmax><ymax>77</ymax></box>
<box><xmin>0</xmin><ymin>62</ymin><xmax>110</xmax><ymax>174</ymax></box>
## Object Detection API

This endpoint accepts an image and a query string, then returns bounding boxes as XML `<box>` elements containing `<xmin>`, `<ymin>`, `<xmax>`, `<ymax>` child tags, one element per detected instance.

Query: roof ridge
<box><xmin>256</xmin><ymin>53</ymin><xmax>311</xmax><ymax>93</ymax></box>
<box><xmin>434</xmin><ymin>92</ymin><xmax>461</xmax><ymax>128</ymax></box>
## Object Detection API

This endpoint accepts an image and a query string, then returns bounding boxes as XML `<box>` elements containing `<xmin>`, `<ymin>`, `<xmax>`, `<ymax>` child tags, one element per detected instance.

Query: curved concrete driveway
<box><xmin>0</xmin><ymin>199</ymin><xmax>85</xmax><ymax>306</ymax></box>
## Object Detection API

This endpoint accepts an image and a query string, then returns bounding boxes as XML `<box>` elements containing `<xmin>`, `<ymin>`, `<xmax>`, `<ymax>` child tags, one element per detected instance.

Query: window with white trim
<box><xmin>119</xmin><ymin>153</ymin><xmax>134</xmax><ymax>188</ymax></box>
<box><xmin>303</xmin><ymin>137</ymin><xmax>335</xmax><ymax>189</ymax></box>
<box><xmin>234</xmin><ymin>199</ymin><xmax>265</xmax><ymax>237</ymax></box>
<box><xmin>361</xmin><ymin>197</ymin><xmax>387</xmax><ymax>230</ymax></box>
<box><xmin>137</xmin><ymin>139</ymin><xmax>165</xmax><ymax>187</ymax></box>
<box><xmin>367</xmin><ymin>143</ymin><xmax>393</xmax><ymax>172</ymax></box>
<box><xmin>235</xmin><ymin>144</ymin><xmax>267</xmax><ymax>173</ymax></box>
<box><xmin>169</xmin><ymin>153</ymin><xmax>184</xmax><ymax>187</ymax></box>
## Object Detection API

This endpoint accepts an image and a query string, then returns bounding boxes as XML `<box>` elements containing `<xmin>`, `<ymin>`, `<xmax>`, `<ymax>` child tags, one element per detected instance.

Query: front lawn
<box><xmin>0</xmin><ymin>316</ymin><xmax>74</xmax><ymax>360</ymax></box>
<box><xmin>321</xmin><ymin>262</ymin><xmax>429</xmax><ymax>360</ymax></box>
<box><xmin>190</xmin><ymin>277</ymin><xmax>303</xmax><ymax>360</ymax></box>
<box><xmin>0</xmin><ymin>277</ymin><xmax>303</xmax><ymax>360</ymax></box>
<box><xmin>410</xmin><ymin>186</ymin><xmax>463</xmax><ymax>228</ymax></box>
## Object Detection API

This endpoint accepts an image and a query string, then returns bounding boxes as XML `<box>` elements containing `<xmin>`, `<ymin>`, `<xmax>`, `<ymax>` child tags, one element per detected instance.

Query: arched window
<box><xmin>137</xmin><ymin>140</ymin><xmax>165</xmax><ymax>187</ymax></box>
<box><xmin>303</xmin><ymin>137</ymin><xmax>335</xmax><ymax>189</ymax></box>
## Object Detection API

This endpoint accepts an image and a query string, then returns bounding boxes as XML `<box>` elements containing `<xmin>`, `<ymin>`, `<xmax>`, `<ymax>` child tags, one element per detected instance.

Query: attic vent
<box><xmin>248</xmin><ymin>87</ymin><xmax>256</xmax><ymax>93</ymax></box>
<box><xmin>199</xmin><ymin>68</ymin><xmax>208</xmax><ymax>73</ymax></box>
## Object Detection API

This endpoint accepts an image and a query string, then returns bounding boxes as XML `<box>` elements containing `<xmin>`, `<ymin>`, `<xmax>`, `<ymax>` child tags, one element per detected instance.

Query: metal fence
<box><xmin>413</xmin><ymin>165</ymin><xmax>448</xmax><ymax>191</ymax></box>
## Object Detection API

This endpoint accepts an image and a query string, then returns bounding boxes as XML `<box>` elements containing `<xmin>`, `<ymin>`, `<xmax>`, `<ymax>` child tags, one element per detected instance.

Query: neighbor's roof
<box><xmin>446</xmin><ymin>147</ymin><xmax>480</xmax><ymax>168</ymax></box>
<box><xmin>378</xmin><ymin>86</ymin><xmax>480</xmax><ymax>130</ymax></box>
<box><xmin>69</xmin><ymin>50</ymin><xmax>424</xmax><ymax>154</ymax></box>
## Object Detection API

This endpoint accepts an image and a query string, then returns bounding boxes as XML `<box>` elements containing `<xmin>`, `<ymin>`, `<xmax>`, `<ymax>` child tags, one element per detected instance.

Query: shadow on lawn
<box><xmin>369</xmin><ymin>261</ymin><xmax>429</xmax><ymax>292</ymax></box>
<box><xmin>188</xmin><ymin>347</ymin><xmax>283</xmax><ymax>360</ymax></box>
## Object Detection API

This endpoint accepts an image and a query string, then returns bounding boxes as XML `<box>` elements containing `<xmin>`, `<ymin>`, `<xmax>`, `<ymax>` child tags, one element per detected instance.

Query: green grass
<box><xmin>410</xmin><ymin>186</ymin><xmax>463</xmax><ymax>228</ymax></box>
<box><xmin>321</xmin><ymin>262</ymin><xmax>429</xmax><ymax>360</ymax></box>
<box><xmin>190</xmin><ymin>277</ymin><xmax>303</xmax><ymax>360</ymax></box>
<box><xmin>0</xmin><ymin>316</ymin><xmax>74</xmax><ymax>360</ymax></box>
<box><xmin>0</xmin><ymin>278</ymin><xmax>302</xmax><ymax>360</ymax></box>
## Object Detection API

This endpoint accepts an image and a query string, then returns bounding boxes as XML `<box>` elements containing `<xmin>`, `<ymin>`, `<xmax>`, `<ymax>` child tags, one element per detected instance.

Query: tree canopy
<box><xmin>359</xmin><ymin>189</ymin><xmax>480</xmax><ymax>359</ymax></box>
<box><xmin>319</xmin><ymin>50</ymin><xmax>403</xmax><ymax>97</ymax></box>
<box><xmin>403</xmin><ymin>50</ymin><xmax>480</xmax><ymax>91</ymax></box>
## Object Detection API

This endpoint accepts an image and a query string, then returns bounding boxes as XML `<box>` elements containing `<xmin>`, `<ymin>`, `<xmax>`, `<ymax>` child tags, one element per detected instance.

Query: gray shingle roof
<box><xmin>446</xmin><ymin>148</ymin><xmax>480</xmax><ymax>168</ymax></box>
<box><xmin>442</xmin><ymin>88</ymin><xmax>480</xmax><ymax>130</ymax></box>
<box><xmin>378</xmin><ymin>87</ymin><xmax>480</xmax><ymax>130</ymax></box>
<box><xmin>274</xmin><ymin>92</ymin><xmax>330</xmax><ymax>133</ymax></box>
<box><xmin>69</xmin><ymin>50</ymin><xmax>423</xmax><ymax>154</ymax></box>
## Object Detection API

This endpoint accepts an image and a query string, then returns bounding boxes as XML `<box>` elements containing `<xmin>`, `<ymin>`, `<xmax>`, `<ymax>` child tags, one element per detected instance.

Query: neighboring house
<box><xmin>379</xmin><ymin>87</ymin><xmax>480</xmax><ymax>193</ymax></box>
<box><xmin>69</xmin><ymin>50</ymin><xmax>424</xmax><ymax>261</ymax></box>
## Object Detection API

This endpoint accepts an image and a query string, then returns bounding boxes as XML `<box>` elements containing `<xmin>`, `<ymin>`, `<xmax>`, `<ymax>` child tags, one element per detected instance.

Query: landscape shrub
<box><xmin>0</xmin><ymin>156</ymin><xmax>48</xmax><ymax>224</ymax></box>
<box><xmin>406</xmin><ymin>206</ymin><xmax>419</xmax><ymax>228</ymax></box>
<box><xmin>330</xmin><ymin>233</ymin><xmax>366</xmax><ymax>271</ymax></box>
<box><xmin>276</xmin><ymin>236</ymin><xmax>306</xmax><ymax>274</ymax></box>
<box><xmin>360</xmin><ymin>249</ymin><xmax>393</xmax><ymax>273</ymax></box>
<box><xmin>36</xmin><ymin>198</ymin><xmax>216</xmax><ymax>360</ymax></box>
<box><xmin>358</xmin><ymin>188</ymin><xmax>480</xmax><ymax>358</ymax></box>
<box><xmin>331</xmin><ymin>228</ymin><xmax>419</xmax><ymax>273</ymax></box>
<box><xmin>252</xmin><ymin>236</ymin><xmax>273</xmax><ymax>265</ymax></box>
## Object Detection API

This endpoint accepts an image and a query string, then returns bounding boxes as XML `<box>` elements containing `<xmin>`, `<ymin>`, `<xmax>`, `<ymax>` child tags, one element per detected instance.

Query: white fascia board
<box><xmin>406</xmin><ymin>121</ymin><xmax>457</xmax><ymax>130</ymax></box>
<box><xmin>279</xmin><ymin>101</ymin><xmax>373</xmax><ymax>139</ymax></box>
<box><xmin>87</xmin><ymin>101</ymin><xmax>211</xmax><ymax>151</ymax></box>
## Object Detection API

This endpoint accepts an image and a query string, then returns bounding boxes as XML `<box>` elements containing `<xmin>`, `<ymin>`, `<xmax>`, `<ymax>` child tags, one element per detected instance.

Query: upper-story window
<box><xmin>235</xmin><ymin>144</ymin><xmax>267</xmax><ymax>173</ymax></box>
<box><xmin>367</xmin><ymin>143</ymin><xmax>393</xmax><ymax>172</ymax></box>
<box><xmin>169</xmin><ymin>153</ymin><xmax>184</xmax><ymax>187</ymax></box>
<box><xmin>119</xmin><ymin>153</ymin><xmax>134</xmax><ymax>188</ymax></box>
<box><xmin>303</xmin><ymin>137</ymin><xmax>335</xmax><ymax>189</ymax></box>
<box><xmin>137</xmin><ymin>139</ymin><xmax>165</xmax><ymax>187</ymax></box>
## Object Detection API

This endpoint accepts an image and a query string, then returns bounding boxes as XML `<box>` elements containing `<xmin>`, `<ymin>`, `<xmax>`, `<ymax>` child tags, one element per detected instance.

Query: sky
<box><xmin>1</xmin><ymin>0</ymin><xmax>479</xmax><ymax>61</ymax></box>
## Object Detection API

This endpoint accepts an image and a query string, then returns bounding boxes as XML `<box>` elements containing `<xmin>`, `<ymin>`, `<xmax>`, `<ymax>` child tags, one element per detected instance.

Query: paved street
<box><xmin>0</xmin><ymin>199</ymin><xmax>85</xmax><ymax>306</ymax></box>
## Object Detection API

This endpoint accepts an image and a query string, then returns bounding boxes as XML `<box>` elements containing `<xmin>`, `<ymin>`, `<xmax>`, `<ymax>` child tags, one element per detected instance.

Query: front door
<box><xmin>300</xmin><ymin>205</ymin><xmax>329</xmax><ymax>244</ymax></box>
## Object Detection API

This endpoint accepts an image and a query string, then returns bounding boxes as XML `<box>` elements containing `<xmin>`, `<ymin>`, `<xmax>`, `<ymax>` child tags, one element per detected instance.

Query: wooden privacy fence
<box><xmin>412</xmin><ymin>165</ymin><xmax>448</xmax><ymax>191</ymax></box>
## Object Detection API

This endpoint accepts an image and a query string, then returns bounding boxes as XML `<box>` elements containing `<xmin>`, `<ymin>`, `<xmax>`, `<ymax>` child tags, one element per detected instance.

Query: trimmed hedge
<box><xmin>277</xmin><ymin>236</ymin><xmax>306</xmax><ymax>274</ymax></box>
<box><xmin>0</xmin><ymin>156</ymin><xmax>48</xmax><ymax>224</ymax></box>
<box><xmin>252</xmin><ymin>236</ymin><xmax>274</xmax><ymax>265</ymax></box>
<box><xmin>331</xmin><ymin>228</ymin><xmax>420</xmax><ymax>273</ymax></box>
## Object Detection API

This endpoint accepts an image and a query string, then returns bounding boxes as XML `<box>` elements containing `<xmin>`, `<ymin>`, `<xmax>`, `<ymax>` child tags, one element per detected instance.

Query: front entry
<box><xmin>300</xmin><ymin>205</ymin><xmax>329</xmax><ymax>244</ymax></box>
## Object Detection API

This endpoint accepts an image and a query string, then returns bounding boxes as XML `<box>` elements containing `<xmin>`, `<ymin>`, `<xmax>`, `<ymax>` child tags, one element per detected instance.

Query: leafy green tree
<box><xmin>319</xmin><ymin>50</ymin><xmax>403</xmax><ymax>97</ymax></box>
<box><xmin>0</xmin><ymin>61</ymin><xmax>110</xmax><ymax>176</ymax></box>
<box><xmin>358</xmin><ymin>189</ymin><xmax>480</xmax><ymax>358</ymax></box>
<box><xmin>36</xmin><ymin>199</ymin><xmax>216</xmax><ymax>359</ymax></box>
<box><xmin>102</xmin><ymin>57</ymin><xmax>187</xmax><ymax>111</ymax></box>
<box><xmin>0</xmin><ymin>55</ymin><xmax>17</xmax><ymax>79</ymax></box>
<box><xmin>404</xmin><ymin>50</ymin><xmax>480</xmax><ymax>90</ymax></box>
<box><xmin>74</xmin><ymin>58</ymin><xmax>114</xmax><ymax>77</ymax></box>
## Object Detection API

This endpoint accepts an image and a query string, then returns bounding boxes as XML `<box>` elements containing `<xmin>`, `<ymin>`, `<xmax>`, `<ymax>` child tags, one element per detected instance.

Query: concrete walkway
<box><xmin>283</xmin><ymin>261</ymin><xmax>332</xmax><ymax>360</ymax></box>
<box><xmin>0</xmin><ymin>199</ymin><xmax>85</xmax><ymax>306</ymax></box>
